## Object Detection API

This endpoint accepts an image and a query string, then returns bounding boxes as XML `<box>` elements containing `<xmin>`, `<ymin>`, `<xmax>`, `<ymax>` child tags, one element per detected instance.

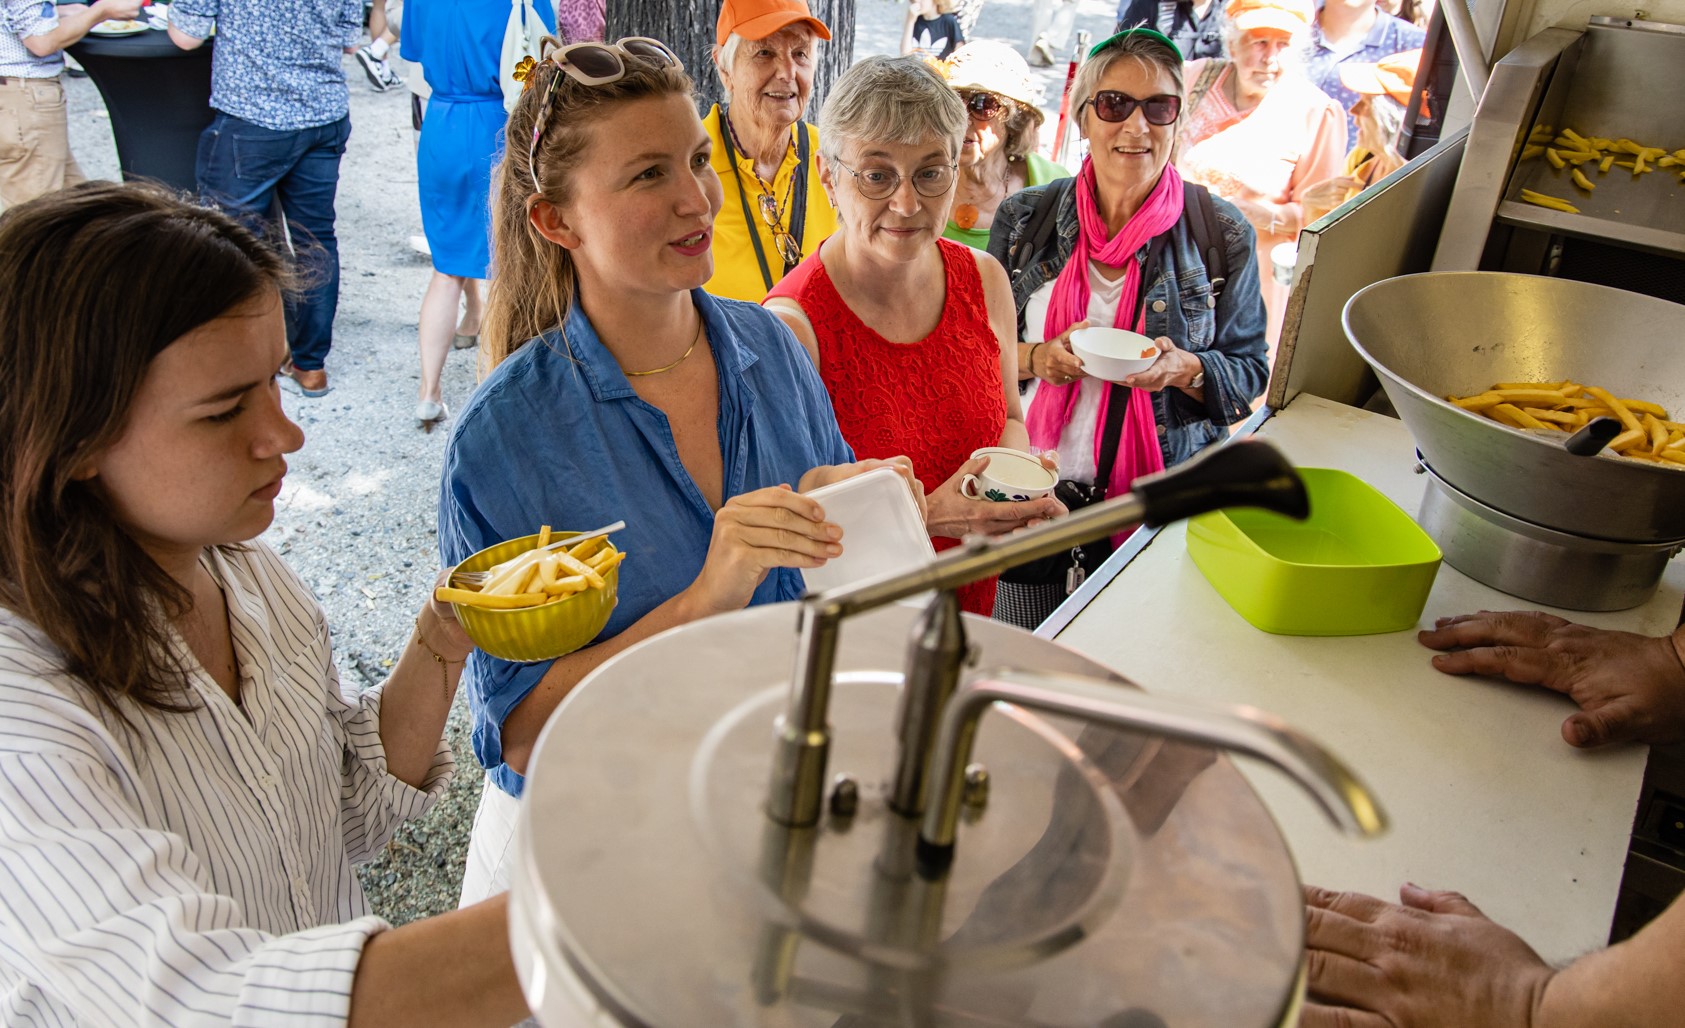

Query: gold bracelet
<box><xmin>412</xmin><ymin>616</ymin><xmax>467</xmax><ymax>688</ymax></box>
<box><xmin>1027</xmin><ymin>342</ymin><xmax>1044</xmax><ymax>379</ymax></box>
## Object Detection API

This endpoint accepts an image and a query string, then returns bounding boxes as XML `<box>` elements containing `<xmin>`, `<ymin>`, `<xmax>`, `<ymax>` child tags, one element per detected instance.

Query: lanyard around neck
<box><xmin>719</xmin><ymin>106</ymin><xmax>809</xmax><ymax>292</ymax></box>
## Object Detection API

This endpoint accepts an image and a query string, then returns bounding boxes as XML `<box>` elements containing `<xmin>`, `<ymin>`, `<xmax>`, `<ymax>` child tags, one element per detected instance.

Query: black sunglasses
<box><xmin>1085</xmin><ymin>90</ymin><xmax>1181</xmax><ymax>126</ymax></box>
<box><xmin>958</xmin><ymin>89</ymin><xmax>1010</xmax><ymax>121</ymax></box>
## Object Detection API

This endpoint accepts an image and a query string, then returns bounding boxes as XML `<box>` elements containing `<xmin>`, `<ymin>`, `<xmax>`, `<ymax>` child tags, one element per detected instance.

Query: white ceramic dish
<box><xmin>1070</xmin><ymin>327</ymin><xmax>1159</xmax><ymax>382</ymax></box>
<box><xmin>960</xmin><ymin>448</ymin><xmax>1055</xmax><ymax>501</ymax></box>
<box><xmin>801</xmin><ymin>467</ymin><xmax>935</xmax><ymax>594</ymax></box>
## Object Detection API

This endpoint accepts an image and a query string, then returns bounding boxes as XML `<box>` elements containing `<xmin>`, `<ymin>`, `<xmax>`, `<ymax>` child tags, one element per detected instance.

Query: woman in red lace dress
<box><xmin>765</xmin><ymin>55</ymin><xmax>1065</xmax><ymax>616</ymax></box>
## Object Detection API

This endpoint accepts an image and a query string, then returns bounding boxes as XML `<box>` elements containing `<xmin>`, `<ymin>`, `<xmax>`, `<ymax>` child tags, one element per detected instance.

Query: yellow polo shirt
<box><xmin>703</xmin><ymin>104</ymin><xmax>836</xmax><ymax>303</ymax></box>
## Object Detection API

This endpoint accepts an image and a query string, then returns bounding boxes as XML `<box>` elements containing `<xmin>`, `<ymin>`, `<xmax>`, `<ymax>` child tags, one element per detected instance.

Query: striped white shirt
<box><xmin>1</xmin><ymin>1</ymin><xmax>63</xmax><ymax>79</ymax></box>
<box><xmin>0</xmin><ymin>543</ymin><xmax>454</xmax><ymax>1025</ymax></box>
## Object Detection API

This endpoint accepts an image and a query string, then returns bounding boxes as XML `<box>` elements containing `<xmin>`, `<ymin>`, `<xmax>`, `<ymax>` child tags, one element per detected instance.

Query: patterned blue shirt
<box><xmin>438</xmin><ymin>290</ymin><xmax>854</xmax><ymax>797</ymax></box>
<box><xmin>171</xmin><ymin>0</ymin><xmax>363</xmax><ymax>131</ymax></box>
<box><xmin>0</xmin><ymin>0</ymin><xmax>62</xmax><ymax>78</ymax></box>
<box><xmin>1305</xmin><ymin>7</ymin><xmax>1425</xmax><ymax>150</ymax></box>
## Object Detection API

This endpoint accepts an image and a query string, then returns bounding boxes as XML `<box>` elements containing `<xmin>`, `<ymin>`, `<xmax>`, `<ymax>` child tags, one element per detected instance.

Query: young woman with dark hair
<box><xmin>0</xmin><ymin>182</ymin><xmax>527</xmax><ymax>1026</ymax></box>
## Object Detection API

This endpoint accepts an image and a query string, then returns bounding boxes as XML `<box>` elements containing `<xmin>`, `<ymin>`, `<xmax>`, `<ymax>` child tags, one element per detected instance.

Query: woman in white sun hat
<box><xmin>940</xmin><ymin>40</ymin><xmax>1071</xmax><ymax>251</ymax></box>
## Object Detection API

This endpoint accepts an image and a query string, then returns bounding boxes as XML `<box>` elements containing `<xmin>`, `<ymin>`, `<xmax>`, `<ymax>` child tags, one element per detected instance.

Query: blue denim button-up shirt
<box><xmin>171</xmin><ymin>0</ymin><xmax>363</xmax><ymax>131</ymax></box>
<box><xmin>439</xmin><ymin>291</ymin><xmax>854</xmax><ymax>796</ymax></box>
<box><xmin>987</xmin><ymin>179</ymin><xmax>1270</xmax><ymax>468</ymax></box>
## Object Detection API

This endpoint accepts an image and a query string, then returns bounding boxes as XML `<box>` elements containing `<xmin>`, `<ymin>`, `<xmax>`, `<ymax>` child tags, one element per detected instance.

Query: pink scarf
<box><xmin>1027</xmin><ymin>158</ymin><xmax>1183</xmax><ymax>518</ymax></box>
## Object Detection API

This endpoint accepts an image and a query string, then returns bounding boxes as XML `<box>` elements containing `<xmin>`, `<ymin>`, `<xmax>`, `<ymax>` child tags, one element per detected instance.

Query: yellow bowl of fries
<box><xmin>442</xmin><ymin>530</ymin><xmax>621</xmax><ymax>663</ymax></box>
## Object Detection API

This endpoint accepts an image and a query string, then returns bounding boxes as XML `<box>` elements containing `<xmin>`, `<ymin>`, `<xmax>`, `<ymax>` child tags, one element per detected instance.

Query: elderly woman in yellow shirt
<box><xmin>703</xmin><ymin>0</ymin><xmax>839</xmax><ymax>301</ymax></box>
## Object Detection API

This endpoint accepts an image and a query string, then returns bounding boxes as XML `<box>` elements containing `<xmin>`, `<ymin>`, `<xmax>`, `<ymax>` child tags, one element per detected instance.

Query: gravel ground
<box><xmin>61</xmin><ymin>0</ymin><xmax>1120</xmax><ymax>929</ymax></box>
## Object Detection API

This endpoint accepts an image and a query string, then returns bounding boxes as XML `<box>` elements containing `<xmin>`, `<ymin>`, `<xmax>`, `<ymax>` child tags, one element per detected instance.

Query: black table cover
<box><xmin>68</xmin><ymin>29</ymin><xmax>214</xmax><ymax>194</ymax></box>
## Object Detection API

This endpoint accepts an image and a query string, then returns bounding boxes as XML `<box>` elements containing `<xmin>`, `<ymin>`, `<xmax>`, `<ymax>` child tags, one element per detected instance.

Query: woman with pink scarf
<box><xmin>985</xmin><ymin>28</ymin><xmax>1269</xmax><ymax>629</ymax></box>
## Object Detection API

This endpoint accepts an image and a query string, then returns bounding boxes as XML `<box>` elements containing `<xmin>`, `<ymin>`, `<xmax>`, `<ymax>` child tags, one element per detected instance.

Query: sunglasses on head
<box><xmin>958</xmin><ymin>89</ymin><xmax>1011</xmax><ymax>121</ymax></box>
<box><xmin>1084</xmin><ymin>90</ymin><xmax>1181</xmax><ymax>126</ymax></box>
<box><xmin>528</xmin><ymin>36</ymin><xmax>684</xmax><ymax>193</ymax></box>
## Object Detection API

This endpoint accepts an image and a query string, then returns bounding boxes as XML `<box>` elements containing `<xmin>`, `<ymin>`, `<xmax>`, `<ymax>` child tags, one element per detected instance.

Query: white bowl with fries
<box><xmin>443</xmin><ymin>530</ymin><xmax>622</xmax><ymax>663</ymax></box>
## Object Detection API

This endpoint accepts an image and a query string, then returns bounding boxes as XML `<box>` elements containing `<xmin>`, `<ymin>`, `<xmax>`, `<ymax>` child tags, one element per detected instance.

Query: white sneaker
<box><xmin>416</xmin><ymin>399</ymin><xmax>448</xmax><ymax>424</ymax></box>
<box><xmin>356</xmin><ymin>46</ymin><xmax>394</xmax><ymax>92</ymax></box>
<box><xmin>1029</xmin><ymin>36</ymin><xmax>1055</xmax><ymax>67</ymax></box>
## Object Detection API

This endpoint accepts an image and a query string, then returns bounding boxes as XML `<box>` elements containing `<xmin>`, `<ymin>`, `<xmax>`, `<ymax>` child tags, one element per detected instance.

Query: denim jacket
<box><xmin>986</xmin><ymin>179</ymin><xmax>1270</xmax><ymax>468</ymax></box>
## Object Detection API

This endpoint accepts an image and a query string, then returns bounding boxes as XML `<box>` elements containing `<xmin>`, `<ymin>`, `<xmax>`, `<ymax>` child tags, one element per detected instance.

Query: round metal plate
<box><xmin>514</xmin><ymin>603</ymin><xmax>1305</xmax><ymax>1026</ymax></box>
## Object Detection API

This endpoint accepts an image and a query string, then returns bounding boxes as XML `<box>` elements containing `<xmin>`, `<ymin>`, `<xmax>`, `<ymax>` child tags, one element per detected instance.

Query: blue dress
<box><xmin>401</xmin><ymin>0</ymin><xmax>554</xmax><ymax>278</ymax></box>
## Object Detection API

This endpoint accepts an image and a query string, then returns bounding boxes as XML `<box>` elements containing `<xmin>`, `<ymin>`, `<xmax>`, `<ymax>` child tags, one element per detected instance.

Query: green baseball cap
<box><xmin>1087</xmin><ymin>27</ymin><xmax>1184</xmax><ymax>62</ymax></box>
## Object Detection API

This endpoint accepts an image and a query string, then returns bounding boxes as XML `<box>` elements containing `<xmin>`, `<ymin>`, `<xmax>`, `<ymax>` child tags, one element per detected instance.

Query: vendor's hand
<box><xmin>799</xmin><ymin>456</ymin><xmax>927</xmax><ymax>521</ymax></box>
<box><xmin>684</xmin><ymin>485</ymin><xmax>841</xmax><ymax>617</ymax></box>
<box><xmin>1302</xmin><ymin>884</ymin><xmax>1554</xmax><ymax>1028</ymax></box>
<box><xmin>1124</xmin><ymin>335</ymin><xmax>1203</xmax><ymax>394</ymax></box>
<box><xmin>422</xmin><ymin>568</ymin><xmax>476</xmax><ymax>658</ymax></box>
<box><xmin>99</xmin><ymin>0</ymin><xmax>145</xmax><ymax>19</ymax></box>
<box><xmin>1030</xmin><ymin>321</ymin><xmax>1088</xmax><ymax>386</ymax></box>
<box><xmin>1419</xmin><ymin>610</ymin><xmax>1685</xmax><ymax>748</ymax></box>
<box><xmin>925</xmin><ymin>456</ymin><xmax>1066</xmax><ymax>539</ymax></box>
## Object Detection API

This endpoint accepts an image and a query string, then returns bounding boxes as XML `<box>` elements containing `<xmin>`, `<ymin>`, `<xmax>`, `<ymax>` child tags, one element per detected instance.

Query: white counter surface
<box><xmin>1055</xmin><ymin>394</ymin><xmax>1685</xmax><ymax>963</ymax></box>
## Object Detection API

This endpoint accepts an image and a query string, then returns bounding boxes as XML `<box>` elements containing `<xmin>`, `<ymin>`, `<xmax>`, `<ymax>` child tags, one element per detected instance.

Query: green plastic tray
<box><xmin>1187</xmin><ymin>468</ymin><xmax>1442</xmax><ymax>636</ymax></box>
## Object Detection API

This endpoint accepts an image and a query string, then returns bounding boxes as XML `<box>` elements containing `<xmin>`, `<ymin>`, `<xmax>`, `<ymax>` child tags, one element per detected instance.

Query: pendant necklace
<box><xmin>953</xmin><ymin>160</ymin><xmax>1010</xmax><ymax>231</ymax></box>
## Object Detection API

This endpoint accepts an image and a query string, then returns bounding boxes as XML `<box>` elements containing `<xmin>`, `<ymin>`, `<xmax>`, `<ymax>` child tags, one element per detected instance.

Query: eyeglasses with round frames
<box><xmin>756</xmin><ymin>193</ymin><xmax>802</xmax><ymax>266</ymax></box>
<box><xmin>958</xmin><ymin>90</ymin><xmax>1011</xmax><ymax>122</ymax></box>
<box><xmin>830</xmin><ymin>158</ymin><xmax>957</xmax><ymax>201</ymax></box>
<box><xmin>528</xmin><ymin>36</ymin><xmax>683</xmax><ymax>194</ymax></box>
<box><xmin>1084</xmin><ymin>90</ymin><xmax>1182</xmax><ymax>126</ymax></box>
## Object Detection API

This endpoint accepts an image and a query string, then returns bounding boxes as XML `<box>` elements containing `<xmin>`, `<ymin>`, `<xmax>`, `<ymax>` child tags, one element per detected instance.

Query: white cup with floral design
<box><xmin>961</xmin><ymin>448</ymin><xmax>1056</xmax><ymax>502</ymax></box>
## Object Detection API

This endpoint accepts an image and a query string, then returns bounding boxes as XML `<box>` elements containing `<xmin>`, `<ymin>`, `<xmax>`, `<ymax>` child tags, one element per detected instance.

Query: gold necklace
<box><xmin>624</xmin><ymin>311</ymin><xmax>704</xmax><ymax>377</ymax></box>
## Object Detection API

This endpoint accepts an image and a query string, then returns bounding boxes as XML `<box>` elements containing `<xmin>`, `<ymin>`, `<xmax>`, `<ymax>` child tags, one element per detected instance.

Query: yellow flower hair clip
<box><xmin>513</xmin><ymin>55</ymin><xmax>538</xmax><ymax>88</ymax></box>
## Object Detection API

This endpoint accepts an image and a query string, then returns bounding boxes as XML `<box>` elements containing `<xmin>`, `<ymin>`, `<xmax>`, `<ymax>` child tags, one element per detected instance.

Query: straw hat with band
<box><xmin>1338</xmin><ymin>48</ymin><xmax>1422</xmax><ymax>106</ymax></box>
<box><xmin>1222</xmin><ymin>0</ymin><xmax>1314</xmax><ymax>37</ymax></box>
<box><xmin>715</xmin><ymin>0</ymin><xmax>831</xmax><ymax>47</ymax></box>
<box><xmin>945</xmin><ymin>40</ymin><xmax>1044</xmax><ymax>109</ymax></box>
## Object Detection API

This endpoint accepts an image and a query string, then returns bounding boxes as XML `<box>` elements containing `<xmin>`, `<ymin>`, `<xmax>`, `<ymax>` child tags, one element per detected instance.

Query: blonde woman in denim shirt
<box><xmin>439</xmin><ymin>38</ymin><xmax>914</xmax><ymax>908</ymax></box>
<box><xmin>985</xmin><ymin>28</ymin><xmax>1268</xmax><ymax>629</ymax></box>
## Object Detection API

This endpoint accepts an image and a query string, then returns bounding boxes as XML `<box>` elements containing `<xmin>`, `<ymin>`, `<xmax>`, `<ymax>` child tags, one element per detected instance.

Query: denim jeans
<box><xmin>196</xmin><ymin>113</ymin><xmax>352</xmax><ymax>372</ymax></box>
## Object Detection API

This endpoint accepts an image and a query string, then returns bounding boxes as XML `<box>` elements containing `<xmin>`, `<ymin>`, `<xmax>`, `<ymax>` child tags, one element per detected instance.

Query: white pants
<box><xmin>459</xmin><ymin>772</ymin><xmax>522</xmax><ymax>907</ymax></box>
<box><xmin>1031</xmin><ymin>0</ymin><xmax>1081</xmax><ymax>51</ymax></box>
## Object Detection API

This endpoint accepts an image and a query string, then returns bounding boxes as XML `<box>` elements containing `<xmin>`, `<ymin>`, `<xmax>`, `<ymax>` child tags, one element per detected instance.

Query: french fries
<box><xmin>1519</xmin><ymin>188</ymin><xmax>1579</xmax><ymax>214</ymax></box>
<box><xmin>1520</xmin><ymin>123</ymin><xmax>1682</xmax><ymax>205</ymax></box>
<box><xmin>1446</xmin><ymin>381</ymin><xmax>1683</xmax><ymax>470</ymax></box>
<box><xmin>438</xmin><ymin>525</ymin><xmax>626</xmax><ymax>611</ymax></box>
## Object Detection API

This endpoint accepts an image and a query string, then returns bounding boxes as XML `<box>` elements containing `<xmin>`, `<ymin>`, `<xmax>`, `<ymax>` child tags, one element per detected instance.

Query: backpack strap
<box><xmin>1182</xmin><ymin>180</ymin><xmax>1227</xmax><ymax>301</ymax></box>
<box><xmin>1183</xmin><ymin>59</ymin><xmax>1226</xmax><ymax>121</ymax></box>
<box><xmin>1009</xmin><ymin>178</ymin><xmax>1072</xmax><ymax>279</ymax></box>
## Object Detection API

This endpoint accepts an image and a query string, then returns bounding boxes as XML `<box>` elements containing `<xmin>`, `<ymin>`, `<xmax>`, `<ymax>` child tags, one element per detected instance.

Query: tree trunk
<box><xmin>606</xmin><ymin>0</ymin><xmax>857</xmax><ymax>118</ymax></box>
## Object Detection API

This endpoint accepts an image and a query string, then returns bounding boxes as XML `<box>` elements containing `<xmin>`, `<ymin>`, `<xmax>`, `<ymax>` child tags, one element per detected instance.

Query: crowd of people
<box><xmin>5</xmin><ymin>0</ymin><xmax>1685</xmax><ymax>1025</ymax></box>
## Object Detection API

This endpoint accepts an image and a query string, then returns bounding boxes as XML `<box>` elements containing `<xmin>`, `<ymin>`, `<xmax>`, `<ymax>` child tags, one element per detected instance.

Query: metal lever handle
<box><xmin>767</xmin><ymin>441</ymin><xmax>1311</xmax><ymax>828</ymax></box>
<box><xmin>916</xmin><ymin>669</ymin><xmax>1387</xmax><ymax>874</ymax></box>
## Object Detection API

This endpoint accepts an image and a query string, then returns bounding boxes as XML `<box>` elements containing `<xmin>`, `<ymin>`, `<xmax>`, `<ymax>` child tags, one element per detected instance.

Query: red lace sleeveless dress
<box><xmin>767</xmin><ymin>238</ymin><xmax>1007</xmax><ymax>616</ymax></box>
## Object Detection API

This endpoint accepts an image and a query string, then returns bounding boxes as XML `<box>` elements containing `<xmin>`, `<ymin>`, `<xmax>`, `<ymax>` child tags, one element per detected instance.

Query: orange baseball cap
<box><xmin>716</xmin><ymin>0</ymin><xmax>832</xmax><ymax>48</ymax></box>
<box><xmin>1339</xmin><ymin>49</ymin><xmax>1423</xmax><ymax>105</ymax></box>
<box><xmin>1224</xmin><ymin>0</ymin><xmax>1314</xmax><ymax>36</ymax></box>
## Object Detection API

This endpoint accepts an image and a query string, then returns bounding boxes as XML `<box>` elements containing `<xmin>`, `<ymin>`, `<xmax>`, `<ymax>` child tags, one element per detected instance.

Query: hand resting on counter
<box><xmin>1417</xmin><ymin>610</ymin><xmax>1685</xmax><ymax>748</ymax></box>
<box><xmin>1301</xmin><ymin>615</ymin><xmax>1685</xmax><ymax>1027</ymax></box>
